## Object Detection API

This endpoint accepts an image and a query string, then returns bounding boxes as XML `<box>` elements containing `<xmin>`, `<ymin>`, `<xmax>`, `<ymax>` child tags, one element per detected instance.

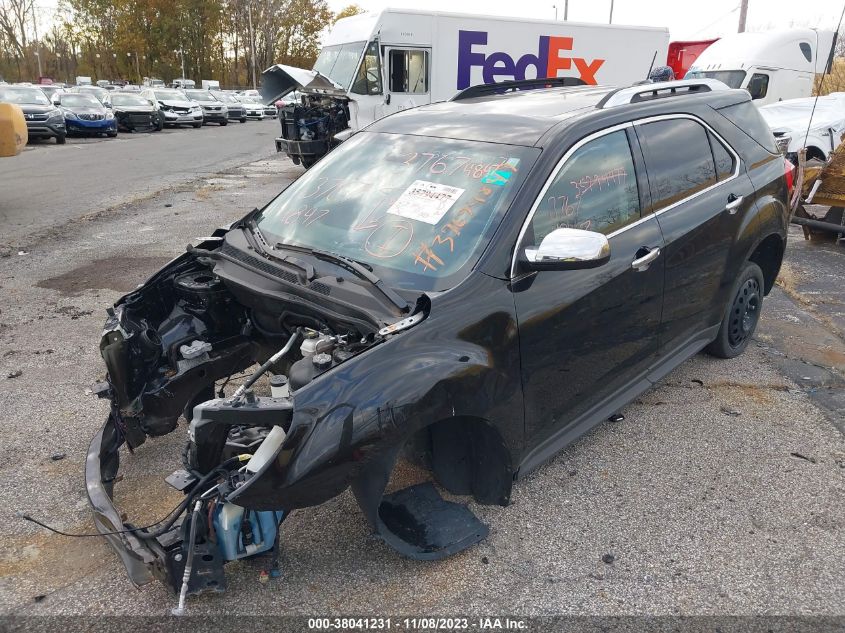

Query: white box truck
<box><xmin>201</xmin><ymin>79</ymin><xmax>220</xmax><ymax>90</ymax></box>
<box><xmin>685</xmin><ymin>29</ymin><xmax>836</xmax><ymax>106</ymax></box>
<box><xmin>262</xmin><ymin>8</ymin><xmax>669</xmax><ymax>167</ymax></box>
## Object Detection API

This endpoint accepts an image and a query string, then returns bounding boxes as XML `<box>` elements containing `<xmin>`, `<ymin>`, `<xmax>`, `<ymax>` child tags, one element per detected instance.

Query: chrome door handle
<box><xmin>631</xmin><ymin>247</ymin><xmax>660</xmax><ymax>272</ymax></box>
<box><xmin>725</xmin><ymin>194</ymin><xmax>743</xmax><ymax>214</ymax></box>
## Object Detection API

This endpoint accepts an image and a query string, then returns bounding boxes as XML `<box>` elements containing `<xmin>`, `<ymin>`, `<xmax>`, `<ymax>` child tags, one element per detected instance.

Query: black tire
<box><xmin>220</xmin><ymin>119</ymin><xmax>228</xmax><ymax>126</ymax></box>
<box><xmin>107</xmin><ymin>131</ymin><xmax>117</xmax><ymax>138</ymax></box>
<box><xmin>240</xmin><ymin>117</ymin><xmax>247</xmax><ymax>123</ymax></box>
<box><xmin>193</xmin><ymin>122</ymin><xmax>202</xmax><ymax>128</ymax></box>
<box><xmin>55</xmin><ymin>134</ymin><xmax>66</xmax><ymax>145</ymax></box>
<box><xmin>705</xmin><ymin>261</ymin><xmax>765</xmax><ymax>359</ymax></box>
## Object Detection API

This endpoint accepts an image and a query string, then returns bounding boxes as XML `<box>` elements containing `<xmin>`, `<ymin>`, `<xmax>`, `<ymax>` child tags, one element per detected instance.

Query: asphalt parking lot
<box><xmin>0</xmin><ymin>126</ymin><xmax>843</xmax><ymax>619</ymax></box>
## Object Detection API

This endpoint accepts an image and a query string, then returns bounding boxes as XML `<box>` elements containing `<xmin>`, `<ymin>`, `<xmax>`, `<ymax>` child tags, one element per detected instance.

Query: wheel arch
<box><xmin>747</xmin><ymin>232</ymin><xmax>786</xmax><ymax>295</ymax></box>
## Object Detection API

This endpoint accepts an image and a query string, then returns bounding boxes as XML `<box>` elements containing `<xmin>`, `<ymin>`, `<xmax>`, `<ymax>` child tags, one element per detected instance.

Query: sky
<box><xmin>324</xmin><ymin>0</ymin><xmax>843</xmax><ymax>41</ymax></box>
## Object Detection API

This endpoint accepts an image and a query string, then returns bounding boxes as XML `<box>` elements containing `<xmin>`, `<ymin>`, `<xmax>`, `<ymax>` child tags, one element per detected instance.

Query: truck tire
<box><xmin>705</xmin><ymin>261</ymin><xmax>765</xmax><ymax>359</ymax></box>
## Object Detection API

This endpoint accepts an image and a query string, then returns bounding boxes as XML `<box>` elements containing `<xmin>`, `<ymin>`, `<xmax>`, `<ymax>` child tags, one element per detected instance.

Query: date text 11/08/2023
<box><xmin>307</xmin><ymin>617</ymin><xmax>529</xmax><ymax>630</ymax></box>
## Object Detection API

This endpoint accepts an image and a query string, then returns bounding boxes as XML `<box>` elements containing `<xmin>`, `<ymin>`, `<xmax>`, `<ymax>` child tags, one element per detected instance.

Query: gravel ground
<box><xmin>0</xmin><ymin>152</ymin><xmax>843</xmax><ymax>619</ymax></box>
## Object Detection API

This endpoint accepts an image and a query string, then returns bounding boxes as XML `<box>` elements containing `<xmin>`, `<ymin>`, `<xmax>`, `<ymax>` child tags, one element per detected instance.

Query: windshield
<box><xmin>212</xmin><ymin>91</ymin><xmax>236</xmax><ymax>103</ymax></box>
<box><xmin>78</xmin><ymin>87</ymin><xmax>108</xmax><ymax>99</ymax></box>
<box><xmin>0</xmin><ymin>86</ymin><xmax>51</xmax><ymax>105</ymax></box>
<box><xmin>155</xmin><ymin>89</ymin><xmax>186</xmax><ymax>101</ymax></box>
<box><xmin>61</xmin><ymin>93</ymin><xmax>101</xmax><ymax>107</ymax></box>
<box><xmin>685</xmin><ymin>69</ymin><xmax>746</xmax><ymax>89</ymax></box>
<box><xmin>313</xmin><ymin>41</ymin><xmax>366</xmax><ymax>89</ymax></box>
<box><xmin>185</xmin><ymin>90</ymin><xmax>216</xmax><ymax>101</ymax></box>
<box><xmin>111</xmin><ymin>93</ymin><xmax>149</xmax><ymax>106</ymax></box>
<box><xmin>255</xmin><ymin>132</ymin><xmax>538</xmax><ymax>291</ymax></box>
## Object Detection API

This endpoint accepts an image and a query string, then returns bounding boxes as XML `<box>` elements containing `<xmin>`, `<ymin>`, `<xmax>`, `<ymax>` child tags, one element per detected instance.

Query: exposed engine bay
<box><xmin>87</xmin><ymin>224</ymin><xmax>462</xmax><ymax>608</ymax></box>
<box><xmin>260</xmin><ymin>63</ymin><xmax>353</xmax><ymax>168</ymax></box>
<box><xmin>277</xmin><ymin>93</ymin><xmax>350</xmax><ymax>168</ymax></box>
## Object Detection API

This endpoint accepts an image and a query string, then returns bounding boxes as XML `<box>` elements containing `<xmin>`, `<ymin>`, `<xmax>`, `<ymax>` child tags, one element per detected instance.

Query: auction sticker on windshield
<box><xmin>387</xmin><ymin>180</ymin><xmax>466</xmax><ymax>225</ymax></box>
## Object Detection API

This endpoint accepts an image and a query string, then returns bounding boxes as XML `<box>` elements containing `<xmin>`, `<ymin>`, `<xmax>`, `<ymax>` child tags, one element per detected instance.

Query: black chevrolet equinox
<box><xmin>86</xmin><ymin>78</ymin><xmax>791</xmax><ymax>596</ymax></box>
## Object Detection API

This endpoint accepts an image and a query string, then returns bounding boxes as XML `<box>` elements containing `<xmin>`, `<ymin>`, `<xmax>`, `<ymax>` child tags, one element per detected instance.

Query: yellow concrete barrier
<box><xmin>0</xmin><ymin>102</ymin><xmax>28</xmax><ymax>157</ymax></box>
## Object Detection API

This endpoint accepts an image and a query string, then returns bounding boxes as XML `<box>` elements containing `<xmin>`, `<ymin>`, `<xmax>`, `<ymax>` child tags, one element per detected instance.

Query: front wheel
<box><xmin>192</xmin><ymin>122</ymin><xmax>202</xmax><ymax>128</ymax></box>
<box><xmin>107</xmin><ymin>131</ymin><xmax>117</xmax><ymax>138</ymax></box>
<box><xmin>705</xmin><ymin>261</ymin><xmax>765</xmax><ymax>359</ymax></box>
<box><xmin>240</xmin><ymin>117</ymin><xmax>247</xmax><ymax>123</ymax></box>
<box><xmin>55</xmin><ymin>134</ymin><xmax>66</xmax><ymax>145</ymax></box>
<box><xmin>220</xmin><ymin>119</ymin><xmax>228</xmax><ymax>126</ymax></box>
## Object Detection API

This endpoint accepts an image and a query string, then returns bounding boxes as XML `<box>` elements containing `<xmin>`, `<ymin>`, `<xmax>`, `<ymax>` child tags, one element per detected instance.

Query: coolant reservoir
<box><xmin>0</xmin><ymin>103</ymin><xmax>27</xmax><ymax>157</ymax></box>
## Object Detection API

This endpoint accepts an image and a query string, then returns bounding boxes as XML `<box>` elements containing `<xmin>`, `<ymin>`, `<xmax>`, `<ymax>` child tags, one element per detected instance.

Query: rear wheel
<box><xmin>705</xmin><ymin>261</ymin><xmax>765</xmax><ymax>359</ymax></box>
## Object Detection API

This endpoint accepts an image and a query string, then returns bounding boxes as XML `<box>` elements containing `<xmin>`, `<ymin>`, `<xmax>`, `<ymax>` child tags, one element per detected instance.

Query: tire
<box><xmin>240</xmin><ymin>117</ymin><xmax>247</xmax><ymax>123</ymax></box>
<box><xmin>107</xmin><ymin>131</ymin><xmax>117</xmax><ymax>138</ymax></box>
<box><xmin>220</xmin><ymin>119</ymin><xmax>228</xmax><ymax>126</ymax></box>
<box><xmin>55</xmin><ymin>134</ymin><xmax>66</xmax><ymax>145</ymax></box>
<box><xmin>192</xmin><ymin>122</ymin><xmax>202</xmax><ymax>128</ymax></box>
<box><xmin>705</xmin><ymin>261</ymin><xmax>765</xmax><ymax>359</ymax></box>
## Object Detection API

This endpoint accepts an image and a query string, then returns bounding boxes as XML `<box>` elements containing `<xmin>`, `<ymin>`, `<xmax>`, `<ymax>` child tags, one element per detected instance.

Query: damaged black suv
<box><xmin>88</xmin><ymin>78</ymin><xmax>791</xmax><ymax>599</ymax></box>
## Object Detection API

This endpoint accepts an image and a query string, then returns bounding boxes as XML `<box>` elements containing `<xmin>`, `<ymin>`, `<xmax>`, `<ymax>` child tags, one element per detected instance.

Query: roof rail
<box><xmin>451</xmin><ymin>77</ymin><xmax>588</xmax><ymax>101</ymax></box>
<box><xmin>596</xmin><ymin>79</ymin><xmax>730</xmax><ymax>109</ymax></box>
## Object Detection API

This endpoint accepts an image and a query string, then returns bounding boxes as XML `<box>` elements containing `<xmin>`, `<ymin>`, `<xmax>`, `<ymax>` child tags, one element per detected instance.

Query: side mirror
<box><xmin>385</xmin><ymin>93</ymin><xmax>391</xmax><ymax>105</ymax></box>
<box><xmin>52</xmin><ymin>95</ymin><xmax>60</xmax><ymax>105</ymax></box>
<box><xmin>523</xmin><ymin>228</ymin><xmax>611</xmax><ymax>271</ymax></box>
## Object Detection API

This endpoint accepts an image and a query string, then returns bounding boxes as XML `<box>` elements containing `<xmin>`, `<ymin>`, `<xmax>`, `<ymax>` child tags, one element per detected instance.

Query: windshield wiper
<box><xmin>274</xmin><ymin>242</ymin><xmax>409</xmax><ymax>313</ymax></box>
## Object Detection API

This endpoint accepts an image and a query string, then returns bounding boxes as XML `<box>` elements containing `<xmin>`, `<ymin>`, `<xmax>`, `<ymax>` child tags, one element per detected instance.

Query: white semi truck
<box><xmin>685</xmin><ymin>29</ymin><xmax>836</xmax><ymax>106</ymax></box>
<box><xmin>261</xmin><ymin>8</ymin><xmax>670</xmax><ymax>167</ymax></box>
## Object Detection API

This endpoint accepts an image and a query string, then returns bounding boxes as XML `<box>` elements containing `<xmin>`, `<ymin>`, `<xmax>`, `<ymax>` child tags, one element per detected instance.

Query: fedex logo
<box><xmin>457</xmin><ymin>30</ymin><xmax>605</xmax><ymax>89</ymax></box>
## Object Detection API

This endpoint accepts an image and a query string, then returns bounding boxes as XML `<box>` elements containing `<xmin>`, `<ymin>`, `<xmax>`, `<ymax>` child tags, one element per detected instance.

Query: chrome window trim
<box><xmin>510</xmin><ymin>113</ymin><xmax>741</xmax><ymax>278</ymax></box>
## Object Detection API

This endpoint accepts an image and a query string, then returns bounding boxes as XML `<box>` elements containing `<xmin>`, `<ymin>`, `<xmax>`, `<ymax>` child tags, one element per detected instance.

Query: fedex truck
<box><xmin>262</xmin><ymin>9</ymin><xmax>669</xmax><ymax>167</ymax></box>
<box><xmin>686</xmin><ymin>29</ymin><xmax>836</xmax><ymax>106</ymax></box>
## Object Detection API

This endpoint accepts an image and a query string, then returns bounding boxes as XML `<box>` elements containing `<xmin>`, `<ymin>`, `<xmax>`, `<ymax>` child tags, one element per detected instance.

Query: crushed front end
<box><xmin>86</xmin><ymin>225</ymin><xmax>408</xmax><ymax>597</ymax></box>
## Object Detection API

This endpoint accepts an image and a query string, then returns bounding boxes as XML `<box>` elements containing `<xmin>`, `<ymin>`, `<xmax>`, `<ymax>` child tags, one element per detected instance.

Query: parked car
<box><xmin>235</xmin><ymin>94</ymin><xmax>264</xmax><ymax>119</ymax></box>
<box><xmin>87</xmin><ymin>78</ymin><xmax>790</xmax><ymax>598</ymax></box>
<box><xmin>39</xmin><ymin>85</ymin><xmax>64</xmax><ymax>100</ymax></box>
<box><xmin>55</xmin><ymin>91</ymin><xmax>117</xmax><ymax>137</ymax></box>
<box><xmin>110</xmin><ymin>92</ymin><xmax>163</xmax><ymax>132</ymax></box>
<box><xmin>68</xmin><ymin>85</ymin><xmax>112</xmax><ymax>108</ymax></box>
<box><xmin>0</xmin><ymin>84</ymin><xmax>65</xmax><ymax>143</ymax></box>
<box><xmin>210</xmin><ymin>90</ymin><xmax>247</xmax><ymax>123</ymax></box>
<box><xmin>759</xmin><ymin>92</ymin><xmax>845</xmax><ymax>163</ymax></box>
<box><xmin>182</xmin><ymin>89</ymin><xmax>228</xmax><ymax>126</ymax></box>
<box><xmin>141</xmin><ymin>88</ymin><xmax>203</xmax><ymax>128</ymax></box>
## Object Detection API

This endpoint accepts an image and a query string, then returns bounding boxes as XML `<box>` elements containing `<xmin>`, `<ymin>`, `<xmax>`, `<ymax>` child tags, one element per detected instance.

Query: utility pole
<box><xmin>553</xmin><ymin>4</ymin><xmax>557</xmax><ymax>20</ymax></box>
<box><xmin>737</xmin><ymin>0</ymin><xmax>748</xmax><ymax>32</ymax></box>
<box><xmin>247</xmin><ymin>1</ymin><xmax>257</xmax><ymax>89</ymax></box>
<box><xmin>31</xmin><ymin>2</ymin><xmax>43</xmax><ymax>78</ymax></box>
<box><xmin>564</xmin><ymin>0</ymin><xmax>568</xmax><ymax>20</ymax></box>
<box><xmin>134</xmin><ymin>51</ymin><xmax>141</xmax><ymax>83</ymax></box>
<box><xmin>608</xmin><ymin>0</ymin><xmax>614</xmax><ymax>24</ymax></box>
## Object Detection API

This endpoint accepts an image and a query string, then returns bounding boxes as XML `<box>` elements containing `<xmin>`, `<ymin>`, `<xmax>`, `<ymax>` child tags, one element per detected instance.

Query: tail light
<box><xmin>784</xmin><ymin>157</ymin><xmax>795</xmax><ymax>197</ymax></box>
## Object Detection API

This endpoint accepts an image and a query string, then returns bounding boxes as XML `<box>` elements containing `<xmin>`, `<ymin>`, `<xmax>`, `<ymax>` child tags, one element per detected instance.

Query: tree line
<box><xmin>0</xmin><ymin>0</ymin><xmax>362</xmax><ymax>87</ymax></box>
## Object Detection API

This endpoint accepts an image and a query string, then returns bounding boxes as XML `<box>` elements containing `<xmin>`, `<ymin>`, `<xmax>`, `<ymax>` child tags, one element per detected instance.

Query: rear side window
<box><xmin>636</xmin><ymin>118</ymin><xmax>717</xmax><ymax>209</ymax></box>
<box><xmin>529</xmin><ymin>130</ymin><xmax>641</xmax><ymax>240</ymax></box>
<box><xmin>709</xmin><ymin>132</ymin><xmax>735</xmax><ymax>181</ymax></box>
<box><xmin>715</xmin><ymin>100</ymin><xmax>778</xmax><ymax>154</ymax></box>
